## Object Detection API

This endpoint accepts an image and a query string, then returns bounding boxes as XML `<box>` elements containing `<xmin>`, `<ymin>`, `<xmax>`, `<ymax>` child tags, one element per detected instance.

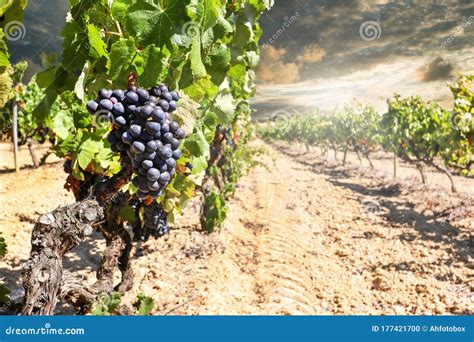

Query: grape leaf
<box><xmin>134</xmin><ymin>293</ymin><xmax>154</xmax><ymax>315</ymax></box>
<box><xmin>213</xmin><ymin>93</ymin><xmax>236</xmax><ymax>126</ymax></box>
<box><xmin>124</xmin><ymin>0</ymin><xmax>189</xmax><ymax>47</ymax></box>
<box><xmin>87</xmin><ymin>24</ymin><xmax>109</xmax><ymax>62</ymax></box>
<box><xmin>190</xmin><ymin>34</ymin><xmax>207</xmax><ymax>79</ymax></box>
<box><xmin>107</xmin><ymin>38</ymin><xmax>136</xmax><ymax>87</ymax></box>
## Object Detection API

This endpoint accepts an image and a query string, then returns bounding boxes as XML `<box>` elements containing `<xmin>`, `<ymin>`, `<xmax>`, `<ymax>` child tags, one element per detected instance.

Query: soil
<box><xmin>0</xmin><ymin>140</ymin><xmax>472</xmax><ymax>315</ymax></box>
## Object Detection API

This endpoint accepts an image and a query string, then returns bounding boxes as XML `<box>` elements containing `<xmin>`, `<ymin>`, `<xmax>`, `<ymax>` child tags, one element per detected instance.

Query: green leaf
<box><xmin>184</xmin><ymin>130</ymin><xmax>210</xmax><ymax>158</ymax></box>
<box><xmin>91</xmin><ymin>292</ymin><xmax>122</xmax><ymax>316</ymax></box>
<box><xmin>213</xmin><ymin>93</ymin><xmax>236</xmax><ymax>126</ymax></box>
<box><xmin>74</xmin><ymin>62</ymin><xmax>89</xmax><ymax>101</ymax></box>
<box><xmin>189</xmin><ymin>34</ymin><xmax>207</xmax><ymax>79</ymax></box>
<box><xmin>107</xmin><ymin>38</ymin><xmax>136</xmax><ymax>87</ymax></box>
<box><xmin>51</xmin><ymin>109</ymin><xmax>74</xmax><ymax>139</ymax></box>
<box><xmin>77</xmin><ymin>138</ymin><xmax>102</xmax><ymax>169</ymax></box>
<box><xmin>137</xmin><ymin>44</ymin><xmax>170</xmax><ymax>88</ymax></box>
<box><xmin>61</xmin><ymin>21</ymin><xmax>88</xmax><ymax>73</ymax></box>
<box><xmin>125</xmin><ymin>0</ymin><xmax>189</xmax><ymax>47</ymax></box>
<box><xmin>134</xmin><ymin>293</ymin><xmax>154</xmax><ymax>315</ymax></box>
<box><xmin>87</xmin><ymin>24</ymin><xmax>109</xmax><ymax>62</ymax></box>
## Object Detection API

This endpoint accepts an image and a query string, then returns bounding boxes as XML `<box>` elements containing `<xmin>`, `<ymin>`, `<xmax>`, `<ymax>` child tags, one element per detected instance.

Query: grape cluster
<box><xmin>86</xmin><ymin>84</ymin><xmax>185</xmax><ymax>200</ymax></box>
<box><xmin>131</xmin><ymin>201</ymin><xmax>169</xmax><ymax>244</ymax></box>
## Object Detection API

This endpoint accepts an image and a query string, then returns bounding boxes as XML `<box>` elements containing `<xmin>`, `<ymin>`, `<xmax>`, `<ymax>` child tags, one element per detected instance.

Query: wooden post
<box><xmin>12</xmin><ymin>97</ymin><xmax>19</xmax><ymax>172</ymax></box>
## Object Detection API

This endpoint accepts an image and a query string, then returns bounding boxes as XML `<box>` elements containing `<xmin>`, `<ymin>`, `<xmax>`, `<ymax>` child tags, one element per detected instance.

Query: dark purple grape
<box><xmin>170</xmin><ymin>91</ymin><xmax>179</xmax><ymax>101</ymax></box>
<box><xmin>147</xmin><ymin>181</ymin><xmax>160</xmax><ymax>191</ymax></box>
<box><xmin>113</xmin><ymin>102</ymin><xmax>125</xmax><ymax>116</ymax></box>
<box><xmin>168</xmin><ymin>100</ymin><xmax>177</xmax><ymax>112</ymax></box>
<box><xmin>142</xmin><ymin>160</ymin><xmax>153</xmax><ymax>169</ymax></box>
<box><xmin>144</xmin><ymin>101</ymin><xmax>157</xmax><ymax>108</ymax></box>
<box><xmin>157</xmin><ymin>160</ymin><xmax>167</xmax><ymax>172</ymax></box>
<box><xmin>139</xmin><ymin>105</ymin><xmax>153</xmax><ymax>119</ymax></box>
<box><xmin>175</xmin><ymin>128</ymin><xmax>186</xmax><ymax>139</ymax></box>
<box><xmin>131</xmin><ymin>159</ymin><xmax>140</xmax><ymax>169</ymax></box>
<box><xmin>138</xmin><ymin>185</ymin><xmax>150</xmax><ymax>194</ymax></box>
<box><xmin>136</xmin><ymin>190</ymin><xmax>149</xmax><ymax>200</ymax></box>
<box><xmin>159</xmin><ymin>84</ymin><xmax>169</xmax><ymax>93</ymax></box>
<box><xmin>87</xmin><ymin>100</ymin><xmax>99</xmax><ymax>114</ymax></box>
<box><xmin>128</xmin><ymin>85</ymin><xmax>137</xmax><ymax>92</ymax></box>
<box><xmin>126</xmin><ymin>105</ymin><xmax>137</xmax><ymax>114</ymax></box>
<box><xmin>144</xmin><ymin>152</ymin><xmax>157</xmax><ymax>161</ymax></box>
<box><xmin>161</xmin><ymin>92</ymin><xmax>172</xmax><ymax>102</ymax></box>
<box><xmin>160</xmin><ymin>146</ymin><xmax>173</xmax><ymax>159</ymax></box>
<box><xmin>159</xmin><ymin>171</ymin><xmax>170</xmax><ymax>184</ymax></box>
<box><xmin>134</xmin><ymin>153</ymin><xmax>146</xmax><ymax>162</ymax></box>
<box><xmin>146</xmin><ymin>140</ymin><xmax>158</xmax><ymax>152</ymax></box>
<box><xmin>99</xmin><ymin>99</ymin><xmax>113</xmax><ymax>111</ymax></box>
<box><xmin>122</xmin><ymin>132</ymin><xmax>134</xmax><ymax>145</ymax></box>
<box><xmin>163</xmin><ymin>132</ymin><xmax>174</xmax><ymax>143</ymax></box>
<box><xmin>170</xmin><ymin>138</ymin><xmax>181</xmax><ymax>150</ymax></box>
<box><xmin>138</xmin><ymin>167</ymin><xmax>148</xmax><ymax>176</ymax></box>
<box><xmin>129</xmin><ymin>125</ymin><xmax>142</xmax><ymax>138</ymax></box>
<box><xmin>115</xmin><ymin>116</ymin><xmax>127</xmax><ymax>127</ymax></box>
<box><xmin>111</xmin><ymin>89</ymin><xmax>125</xmax><ymax>101</ymax></box>
<box><xmin>139</xmin><ymin>131</ymin><xmax>154</xmax><ymax>142</ymax></box>
<box><xmin>116</xmin><ymin>141</ymin><xmax>127</xmax><ymax>151</ymax></box>
<box><xmin>151</xmin><ymin>108</ymin><xmax>165</xmax><ymax>123</ymax></box>
<box><xmin>158</xmin><ymin>100</ymin><xmax>169</xmax><ymax>111</ymax></box>
<box><xmin>147</xmin><ymin>168</ymin><xmax>160</xmax><ymax>181</ymax></box>
<box><xmin>133</xmin><ymin>117</ymin><xmax>147</xmax><ymax>126</ymax></box>
<box><xmin>110</xmin><ymin>144</ymin><xmax>118</xmax><ymax>152</ymax></box>
<box><xmin>137</xmin><ymin>88</ymin><xmax>150</xmax><ymax>102</ymax></box>
<box><xmin>172</xmin><ymin>149</ymin><xmax>182</xmax><ymax>159</ymax></box>
<box><xmin>125</xmin><ymin>91</ymin><xmax>139</xmax><ymax>104</ymax></box>
<box><xmin>107</xmin><ymin>132</ymin><xmax>118</xmax><ymax>145</ymax></box>
<box><xmin>155</xmin><ymin>140</ymin><xmax>164</xmax><ymax>150</ymax></box>
<box><xmin>165</xmin><ymin>158</ymin><xmax>176</xmax><ymax>168</ymax></box>
<box><xmin>150</xmin><ymin>86</ymin><xmax>161</xmax><ymax>97</ymax></box>
<box><xmin>161</xmin><ymin>122</ymin><xmax>170</xmax><ymax>133</ymax></box>
<box><xmin>145</xmin><ymin>122</ymin><xmax>161</xmax><ymax>135</ymax></box>
<box><xmin>169</xmin><ymin>121</ymin><xmax>179</xmax><ymax>133</ymax></box>
<box><xmin>149</xmin><ymin>96</ymin><xmax>157</xmax><ymax>103</ymax></box>
<box><xmin>110</xmin><ymin>97</ymin><xmax>118</xmax><ymax>105</ymax></box>
<box><xmin>132</xmin><ymin>141</ymin><xmax>145</xmax><ymax>154</ymax></box>
<box><xmin>99</xmin><ymin>89</ymin><xmax>111</xmax><ymax>99</ymax></box>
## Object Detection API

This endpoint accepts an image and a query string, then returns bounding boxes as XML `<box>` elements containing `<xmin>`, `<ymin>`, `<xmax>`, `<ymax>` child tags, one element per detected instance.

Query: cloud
<box><xmin>256</xmin><ymin>46</ymin><xmax>300</xmax><ymax>84</ymax></box>
<box><xmin>296</xmin><ymin>45</ymin><xmax>326</xmax><ymax>64</ymax></box>
<box><xmin>418</xmin><ymin>57</ymin><xmax>456</xmax><ymax>82</ymax></box>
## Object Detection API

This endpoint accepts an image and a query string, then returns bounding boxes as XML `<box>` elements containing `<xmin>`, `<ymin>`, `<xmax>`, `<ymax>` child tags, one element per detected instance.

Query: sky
<box><xmin>254</xmin><ymin>0</ymin><xmax>474</xmax><ymax>118</ymax></box>
<box><xmin>6</xmin><ymin>0</ymin><xmax>474</xmax><ymax>117</ymax></box>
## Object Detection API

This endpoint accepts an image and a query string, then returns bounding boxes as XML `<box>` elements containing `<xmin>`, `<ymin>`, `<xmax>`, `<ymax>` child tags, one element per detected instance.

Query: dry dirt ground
<box><xmin>0</xmin><ymin>140</ymin><xmax>472</xmax><ymax>315</ymax></box>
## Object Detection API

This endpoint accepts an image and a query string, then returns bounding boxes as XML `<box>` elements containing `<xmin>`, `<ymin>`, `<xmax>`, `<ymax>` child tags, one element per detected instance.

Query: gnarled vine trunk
<box><xmin>21</xmin><ymin>166</ymin><xmax>132</xmax><ymax>315</ymax></box>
